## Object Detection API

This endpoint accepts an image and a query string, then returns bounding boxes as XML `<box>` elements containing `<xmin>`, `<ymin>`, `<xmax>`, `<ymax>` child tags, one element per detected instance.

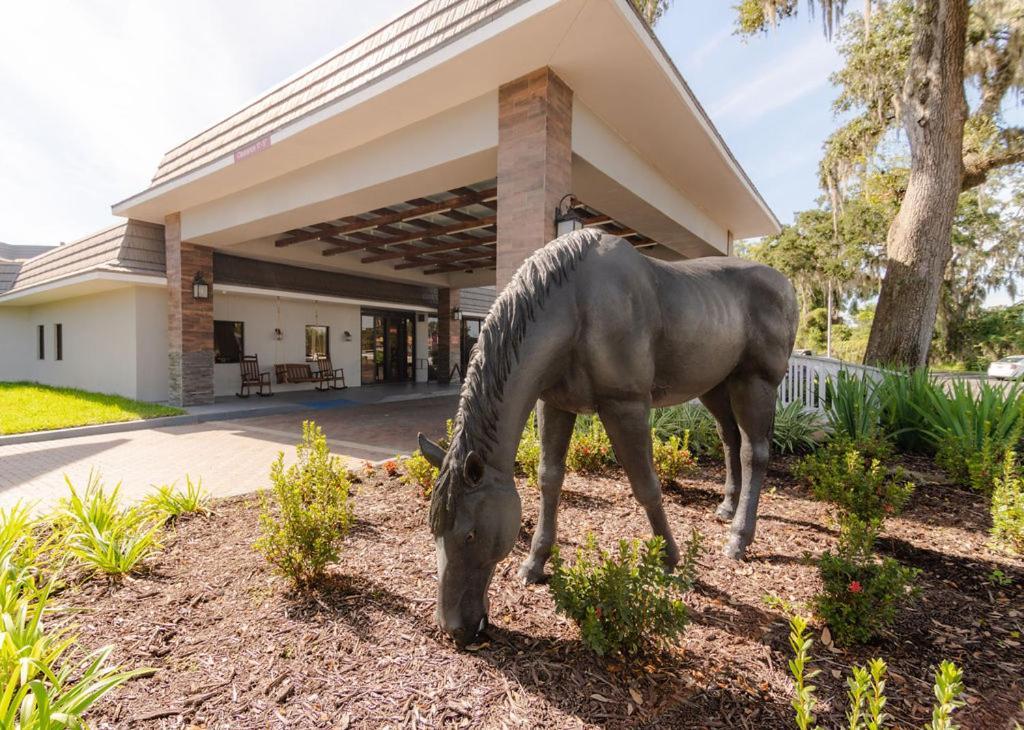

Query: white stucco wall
<box><xmin>212</xmin><ymin>291</ymin><xmax>363</xmax><ymax>397</ymax></box>
<box><xmin>0</xmin><ymin>307</ymin><xmax>32</xmax><ymax>382</ymax></box>
<box><xmin>134</xmin><ymin>287</ymin><xmax>169</xmax><ymax>402</ymax></box>
<box><xmin>14</xmin><ymin>288</ymin><xmax>140</xmax><ymax>399</ymax></box>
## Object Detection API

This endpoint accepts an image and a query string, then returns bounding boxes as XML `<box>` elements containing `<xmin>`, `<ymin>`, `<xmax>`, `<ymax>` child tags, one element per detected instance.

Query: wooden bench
<box><xmin>274</xmin><ymin>363</ymin><xmax>319</xmax><ymax>385</ymax></box>
<box><xmin>237</xmin><ymin>355</ymin><xmax>272</xmax><ymax>398</ymax></box>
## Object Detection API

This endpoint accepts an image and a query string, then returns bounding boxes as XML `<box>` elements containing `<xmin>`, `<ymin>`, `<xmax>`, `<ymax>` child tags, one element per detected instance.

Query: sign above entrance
<box><xmin>233</xmin><ymin>135</ymin><xmax>271</xmax><ymax>163</ymax></box>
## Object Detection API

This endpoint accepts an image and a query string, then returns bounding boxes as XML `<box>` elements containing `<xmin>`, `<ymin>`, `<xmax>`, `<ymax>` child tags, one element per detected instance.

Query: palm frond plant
<box><xmin>824</xmin><ymin>371</ymin><xmax>889</xmax><ymax>455</ymax></box>
<box><xmin>877</xmin><ymin>368</ymin><xmax>942</xmax><ymax>453</ymax></box>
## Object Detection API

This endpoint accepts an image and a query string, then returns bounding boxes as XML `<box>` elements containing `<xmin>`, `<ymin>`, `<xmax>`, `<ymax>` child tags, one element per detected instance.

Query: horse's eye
<box><xmin>465</xmin><ymin>531</ymin><xmax>476</xmax><ymax>543</ymax></box>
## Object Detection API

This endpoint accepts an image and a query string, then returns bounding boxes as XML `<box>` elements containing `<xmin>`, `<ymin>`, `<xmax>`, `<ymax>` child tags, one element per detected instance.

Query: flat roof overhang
<box><xmin>112</xmin><ymin>0</ymin><xmax>779</xmax><ymax>241</ymax></box>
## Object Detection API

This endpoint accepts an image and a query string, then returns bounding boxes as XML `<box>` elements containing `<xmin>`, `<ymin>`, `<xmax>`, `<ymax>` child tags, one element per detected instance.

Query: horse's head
<box><xmin>418</xmin><ymin>432</ymin><xmax>521</xmax><ymax>648</ymax></box>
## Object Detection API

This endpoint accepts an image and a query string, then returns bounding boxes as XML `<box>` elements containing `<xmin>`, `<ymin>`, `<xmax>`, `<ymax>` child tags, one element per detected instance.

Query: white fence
<box><xmin>778</xmin><ymin>355</ymin><xmax>886</xmax><ymax>412</ymax></box>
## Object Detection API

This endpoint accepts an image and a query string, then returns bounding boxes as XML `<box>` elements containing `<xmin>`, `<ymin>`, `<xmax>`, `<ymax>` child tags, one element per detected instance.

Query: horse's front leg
<box><xmin>599</xmin><ymin>399</ymin><xmax>680</xmax><ymax>570</ymax></box>
<box><xmin>518</xmin><ymin>400</ymin><xmax>576</xmax><ymax>584</ymax></box>
<box><xmin>699</xmin><ymin>384</ymin><xmax>743</xmax><ymax>522</ymax></box>
<box><xmin>723</xmin><ymin>376</ymin><xmax>776</xmax><ymax>560</ymax></box>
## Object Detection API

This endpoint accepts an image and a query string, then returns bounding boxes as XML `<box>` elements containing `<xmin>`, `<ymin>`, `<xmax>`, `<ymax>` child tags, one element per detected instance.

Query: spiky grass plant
<box><xmin>773</xmin><ymin>401</ymin><xmax>828</xmax><ymax>455</ymax></box>
<box><xmin>143</xmin><ymin>476</ymin><xmax>211</xmax><ymax>523</ymax></box>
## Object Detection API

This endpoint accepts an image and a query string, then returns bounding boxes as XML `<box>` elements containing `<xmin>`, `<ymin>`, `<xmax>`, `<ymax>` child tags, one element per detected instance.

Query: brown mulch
<box><xmin>68</xmin><ymin>457</ymin><xmax>1023</xmax><ymax>729</ymax></box>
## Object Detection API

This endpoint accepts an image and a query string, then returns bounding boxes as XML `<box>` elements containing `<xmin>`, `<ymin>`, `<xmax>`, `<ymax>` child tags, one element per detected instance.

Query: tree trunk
<box><xmin>863</xmin><ymin>0</ymin><xmax>968</xmax><ymax>368</ymax></box>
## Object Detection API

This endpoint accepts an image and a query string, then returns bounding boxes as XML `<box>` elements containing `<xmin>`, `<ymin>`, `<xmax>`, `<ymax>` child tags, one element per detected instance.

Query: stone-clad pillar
<box><xmin>166</xmin><ymin>212</ymin><xmax>214</xmax><ymax>406</ymax></box>
<box><xmin>496</xmin><ymin>67</ymin><xmax>573</xmax><ymax>290</ymax></box>
<box><xmin>436</xmin><ymin>288</ymin><xmax>460</xmax><ymax>384</ymax></box>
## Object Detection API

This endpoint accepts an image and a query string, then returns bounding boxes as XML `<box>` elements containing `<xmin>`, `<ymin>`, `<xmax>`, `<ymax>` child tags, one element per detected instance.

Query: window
<box><xmin>37</xmin><ymin>325</ymin><xmax>44</xmax><ymax>360</ymax></box>
<box><xmin>213</xmin><ymin>321</ymin><xmax>244</xmax><ymax>364</ymax></box>
<box><xmin>55</xmin><ymin>324</ymin><xmax>63</xmax><ymax>361</ymax></box>
<box><xmin>305</xmin><ymin>325</ymin><xmax>329</xmax><ymax>360</ymax></box>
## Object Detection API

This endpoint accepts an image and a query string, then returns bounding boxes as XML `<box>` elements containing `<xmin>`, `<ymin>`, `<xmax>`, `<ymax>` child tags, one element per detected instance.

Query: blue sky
<box><xmin>0</xmin><ymin>0</ymin><xmax>844</xmax><ymax>249</ymax></box>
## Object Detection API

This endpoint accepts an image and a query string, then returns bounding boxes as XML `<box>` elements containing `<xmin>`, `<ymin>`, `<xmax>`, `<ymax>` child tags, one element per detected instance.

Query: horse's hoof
<box><xmin>722</xmin><ymin>537</ymin><xmax>747</xmax><ymax>561</ymax></box>
<box><xmin>715</xmin><ymin>502</ymin><xmax>735</xmax><ymax>523</ymax></box>
<box><xmin>518</xmin><ymin>562</ymin><xmax>546</xmax><ymax>585</ymax></box>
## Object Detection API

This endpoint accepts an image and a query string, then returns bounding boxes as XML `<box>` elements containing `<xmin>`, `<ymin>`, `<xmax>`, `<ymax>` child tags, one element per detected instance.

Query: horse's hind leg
<box><xmin>724</xmin><ymin>376</ymin><xmax>776</xmax><ymax>560</ymax></box>
<box><xmin>519</xmin><ymin>400</ymin><xmax>576</xmax><ymax>584</ymax></box>
<box><xmin>599</xmin><ymin>400</ymin><xmax>680</xmax><ymax>569</ymax></box>
<box><xmin>698</xmin><ymin>384</ymin><xmax>743</xmax><ymax>523</ymax></box>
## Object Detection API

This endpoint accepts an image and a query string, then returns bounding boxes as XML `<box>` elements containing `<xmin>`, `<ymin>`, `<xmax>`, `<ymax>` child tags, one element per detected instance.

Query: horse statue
<box><xmin>418</xmin><ymin>228</ymin><xmax>797</xmax><ymax>646</ymax></box>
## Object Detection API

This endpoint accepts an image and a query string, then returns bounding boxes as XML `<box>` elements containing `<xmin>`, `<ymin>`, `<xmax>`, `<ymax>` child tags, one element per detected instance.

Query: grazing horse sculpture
<box><xmin>418</xmin><ymin>228</ymin><xmax>797</xmax><ymax>646</ymax></box>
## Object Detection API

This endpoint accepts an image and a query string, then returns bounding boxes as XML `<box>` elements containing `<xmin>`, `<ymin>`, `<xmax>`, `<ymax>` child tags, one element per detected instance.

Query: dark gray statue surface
<box><xmin>419</xmin><ymin>229</ymin><xmax>798</xmax><ymax>646</ymax></box>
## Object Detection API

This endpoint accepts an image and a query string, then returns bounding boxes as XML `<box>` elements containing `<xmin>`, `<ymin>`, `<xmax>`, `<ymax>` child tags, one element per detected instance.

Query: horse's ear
<box><xmin>464</xmin><ymin>451</ymin><xmax>485</xmax><ymax>486</ymax></box>
<box><xmin>418</xmin><ymin>433</ymin><xmax>446</xmax><ymax>468</ymax></box>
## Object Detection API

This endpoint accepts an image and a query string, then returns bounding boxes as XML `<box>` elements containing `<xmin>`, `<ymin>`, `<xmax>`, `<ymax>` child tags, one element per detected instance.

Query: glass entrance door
<box><xmin>360</xmin><ymin>310</ymin><xmax>415</xmax><ymax>384</ymax></box>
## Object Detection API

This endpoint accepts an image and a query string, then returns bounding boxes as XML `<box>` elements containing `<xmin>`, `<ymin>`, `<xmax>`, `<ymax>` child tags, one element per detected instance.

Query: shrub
<box><xmin>797</xmin><ymin>445</ymin><xmax>914</xmax><ymax>523</ymax></box>
<box><xmin>549</xmin><ymin>532</ymin><xmax>700</xmax><ymax>657</ymax></box>
<box><xmin>773</xmin><ymin>401</ymin><xmax>828</xmax><ymax>455</ymax></box>
<box><xmin>918</xmin><ymin>379</ymin><xmax>1024</xmax><ymax>492</ymax></box>
<box><xmin>825</xmin><ymin>371</ymin><xmax>887</xmax><ymax>447</ymax></box>
<box><xmin>877</xmin><ymin>368</ymin><xmax>941</xmax><ymax>453</ymax></box>
<box><xmin>0</xmin><ymin>502</ymin><xmax>44</xmax><ymax>571</ymax></box>
<box><xmin>516</xmin><ymin>411</ymin><xmax>541</xmax><ymax>488</ymax></box>
<box><xmin>143</xmin><ymin>476</ymin><xmax>210</xmax><ymax>522</ymax></box>
<box><xmin>382</xmin><ymin>459</ymin><xmax>400</xmax><ymax>478</ymax></box>
<box><xmin>651</xmin><ymin>430</ymin><xmax>695</xmax><ymax>484</ymax></box>
<box><xmin>787</xmin><ymin>615</ymin><xmax>965</xmax><ymax>730</ymax></box>
<box><xmin>815</xmin><ymin>521</ymin><xmax>920</xmax><ymax>646</ymax></box>
<box><xmin>255</xmin><ymin>421</ymin><xmax>354</xmax><ymax>588</ymax></box>
<box><xmin>991</xmin><ymin>450</ymin><xmax>1024</xmax><ymax>554</ymax></box>
<box><xmin>59</xmin><ymin>474</ymin><xmax>162</xmax><ymax>576</ymax></box>
<box><xmin>650</xmin><ymin>404</ymin><xmax>722</xmax><ymax>459</ymax></box>
<box><xmin>566</xmin><ymin>416</ymin><xmax>615</xmax><ymax>473</ymax></box>
<box><xmin>400</xmin><ymin>451</ymin><xmax>438</xmax><ymax>498</ymax></box>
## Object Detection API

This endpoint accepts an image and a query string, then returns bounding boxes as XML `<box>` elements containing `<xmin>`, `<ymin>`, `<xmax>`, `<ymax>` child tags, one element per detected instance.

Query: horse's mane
<box><xmin>429</xmin><ymin>227</ymin><xmax>603</xmax><ymax>534</ymax></box>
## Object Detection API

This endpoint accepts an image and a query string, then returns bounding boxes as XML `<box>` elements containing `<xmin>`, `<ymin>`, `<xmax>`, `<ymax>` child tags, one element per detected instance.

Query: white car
<box><xmin>987</xmin><ymin>355</ymin><xmax>1024</xmax><ymax>380</ymax></box>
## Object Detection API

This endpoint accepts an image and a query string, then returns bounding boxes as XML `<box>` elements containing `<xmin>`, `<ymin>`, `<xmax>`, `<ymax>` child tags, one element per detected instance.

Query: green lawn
<box><xmin>0</xmin><ymin>382</ymin><xmax>184</xmax><ymax>435</ymax></box>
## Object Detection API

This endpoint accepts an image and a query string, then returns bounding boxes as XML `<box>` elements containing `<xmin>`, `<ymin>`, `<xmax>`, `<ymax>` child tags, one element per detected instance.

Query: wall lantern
<box><xmin>554</xmin><ymin>194</ymin><xmax>585</xmax><ymax>237</ymax></box>
<box><xmin>343</xmin><ymin>330</ymin><xmax>353</xmax><ymax>342</ymax></box>
<box><xmin>452</xmin><ymin>307</ymin><xmax>463</xmax><ymax>321</ymax></box>
<box><xmin>191</xmin><ymin>272</ymin><xmax>210</xmax><ymax>300</ymax></box>
<box><xmin>273</xmin><ymin>328</ymin><xmax>284</xmax><ymax>341</ymax></box>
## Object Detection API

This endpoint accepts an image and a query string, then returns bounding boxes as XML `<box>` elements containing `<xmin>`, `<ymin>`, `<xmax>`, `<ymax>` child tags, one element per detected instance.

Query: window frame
<box><xmin>213</xmin><ymin>320</ymin><xmax>245</xmax><ymax>364</ymax></box>
<box><xmin>305</xmin><ymin>324</ymin><xmax>330</xmax><ymax>360</ymax></box>
<box><xmin>37</xmin><ymin>325</ymin><xmax>44</xmax><ymax>360</ymax></box>
<box><xmin>54</xmin><ymin>323</ymin><xmax>63</xmax><ymax>361</ymax></box>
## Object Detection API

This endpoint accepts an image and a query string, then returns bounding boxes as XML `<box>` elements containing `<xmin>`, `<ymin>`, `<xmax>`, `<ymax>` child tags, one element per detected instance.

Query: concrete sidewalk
<box><xmin>0</xmin><ymin>393</ymin><xmax>458</xmax><ymax>511</ymax></box>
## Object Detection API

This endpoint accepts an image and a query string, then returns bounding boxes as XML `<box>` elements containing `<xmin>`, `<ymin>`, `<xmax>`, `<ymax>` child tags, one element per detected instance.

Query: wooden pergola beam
<box><xmin>322</xmin><ymin>215</ymin><xmax>497</xmax><ymax>256</ymax></box>
<box><xmin>363</xmin><ymin>233</ymin><xmax>497</xmax><ymax>264</ymax></box>
<box><xmin>276</xmin><ymin>187</ymin><xmax>496</xmax><ymax>246</ymax></box>
<box><xmin>395</xmin><ymin>245</ymin><xmax>497</xmax><ymax>271</ymax></box>
<box><xmin>423</xmin><ymin>254</ymin><xmax>496</xmax><ymax>275</ymax></box>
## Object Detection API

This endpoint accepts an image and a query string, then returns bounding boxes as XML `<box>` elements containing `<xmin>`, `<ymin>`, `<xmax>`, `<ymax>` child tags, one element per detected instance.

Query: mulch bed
<box><xmin>68</xmin><ymin>456</ymin><xmax>1024</xmax><ymax>728</ymax></box>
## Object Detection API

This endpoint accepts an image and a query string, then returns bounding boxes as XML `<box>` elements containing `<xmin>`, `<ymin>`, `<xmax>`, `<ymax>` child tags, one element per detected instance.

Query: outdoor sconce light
<box><xmin>343</xmin><ymin>331</ymin><xmax>352</xmax><ymax>342</ymax></box>
<box><xmin>555</xmin><ymin>194</ymin><xmax>585</xmax><ymax>236</ymax></box>
<box><xmin>191</xmin><ymin>272</ymin><xmax>210</xmax><ymax>300</ymax></box>
<box><xmin>452</xmin><ymin>308</ymin><xmax>463</xmax><ymax>321</ymax></box>
<box><xmin>273</xmin><ymin>328</ymin><xmax>283</xmax><ymax>341</ymax></box>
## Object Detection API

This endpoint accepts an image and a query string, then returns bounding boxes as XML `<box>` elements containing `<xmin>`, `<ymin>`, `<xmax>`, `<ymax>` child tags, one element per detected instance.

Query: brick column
<box><xmin>436</xmin><ymin>288</ymin><xmax>460</xmax><ymax>384</ymax></box>
<box><xmin>496</xmin><ymin>67</ymin><xmax>573</xmax><ymax>290</ymax></box>
<box><xmin>166</xmin><ymin>213</ymin><xmax>214</xmax><ymax>406</ymax></box>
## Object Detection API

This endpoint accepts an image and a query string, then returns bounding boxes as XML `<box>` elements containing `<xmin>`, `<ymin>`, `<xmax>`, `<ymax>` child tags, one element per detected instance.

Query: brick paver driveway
<box><xmin>0</xmin><ymin>395</ymin><xmax>457</xmax><ymax>510</ymax></box>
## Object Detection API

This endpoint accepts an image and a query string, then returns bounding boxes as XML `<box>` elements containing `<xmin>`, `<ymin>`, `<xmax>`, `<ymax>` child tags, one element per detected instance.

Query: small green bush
<box><xmin>797</xmin><ymin>445</ymin><xmax>914</xmax><ymax>523</ymax></box>
<box><xmin>59</xmin><ymin>474</ymin><xmax>162</xmax><ymax>576</ymax></box>
<box><xmin>787</xmin><ymin>614</ymin><xmax>965</xmax><ymax>730</ymax></box>
<box><xmin>991</xmin><ymin>450</ymin><xmax>1024</xmax><ymax>554</ymax></box>
<box><xmin>773</xmin><ymin>401</ymin><xmax>827</xmax><ymax>455</ymax></box>
<box><xmin>143</xmin><ymin>476</ymin><xmax>210</xmax><ymax>523</ymax></box>
<box><xmin>651</xmin><ymin>430</ymin><xmax>695</xmax><ymax>484</ymax></box>
<box><xmin>516</xmin><ymin>411</ymin><xmax>542</xmax><ymax>488</ymax></box>
<box><xmin>877</xmin><ymin>368</ymin><xmax>941</xmax><ymax>453</ymax></box>
<box><xmin>566</xmin><ymin>416</ymin><xmax>615</xmax><ymax>473</ymax></box>
<box><xmin>255</xmin><ymin>421</ymin><xmax>354</xmax><ymax>588</ymax></box>
<box><xmin>814</xmin><ymin>519</ymin><xmax>920</xmax><ymax>646</ymax></box>
<box><xmin>400</xmin><ymin>451</ymin><xmax>438</xmax><ymax>498</ymax></box>
<box><xmin>650</xmin><ymin>404</ymin><xmax>722</xmax><ymax>459</ymax></box>
<box><xmin>549</xmin><ymin>532</ymin><xmax>699</xmax><ymax>657</ymax></box>
<box><xmin>825</xmin><ymin>371</ymin><xmax>887</xmax><ymax>446</ymax></box>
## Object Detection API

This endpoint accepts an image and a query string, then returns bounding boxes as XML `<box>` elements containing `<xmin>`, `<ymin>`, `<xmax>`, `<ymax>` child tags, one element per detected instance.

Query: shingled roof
<box><xmin>150</xmin><ymin>0</ymin><xmax>523</xmax><ymax>188</ymax></box>
<box><xmin>0</xmin><ymin>242</ymin><xmax>55</xmax><ymax>261</ymax></box>
<box><xmin>0</xmin><ymin>221</ymin><xmax>166</xmax><ymax>296</ymax></box>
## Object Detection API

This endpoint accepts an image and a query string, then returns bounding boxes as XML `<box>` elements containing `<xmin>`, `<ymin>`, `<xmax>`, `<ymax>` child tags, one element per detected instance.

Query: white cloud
<box><xmin>685</xmin><ymin>27</ymin><xmax>732</xmax><ymax>71</ymax></box>
<box><xmin>706</xmin><ymin>34</ymin><xmax>842</xmax><ymax>124</ymax></box>
<box><xmin>0</xmin><ymin>0</ymin><xmax>408</xmax><ymax>246</ymax></box>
